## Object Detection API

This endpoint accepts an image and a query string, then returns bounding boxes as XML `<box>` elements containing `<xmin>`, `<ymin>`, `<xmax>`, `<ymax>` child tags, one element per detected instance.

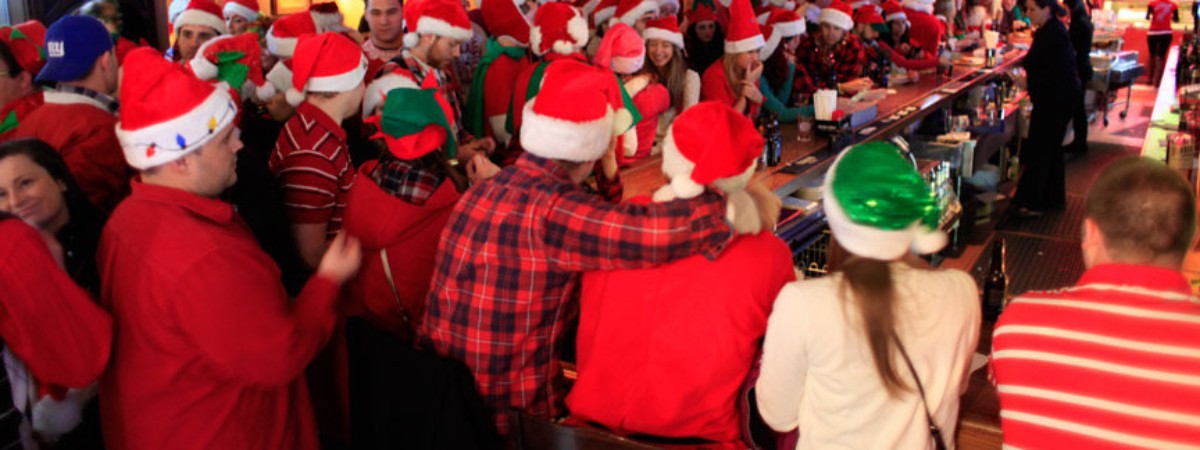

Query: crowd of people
<box><xmin>0</xmin><ymin>0</ymin><xmax>1198</xmax><ymax>449</ymax></box>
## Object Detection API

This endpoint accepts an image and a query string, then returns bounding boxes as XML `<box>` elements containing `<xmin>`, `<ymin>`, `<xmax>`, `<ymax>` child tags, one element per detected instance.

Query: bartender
<box><xmin>794</xmin><ymin>0</ymin><xmax>871</xmax><ymax>95</ymax></box>
<box><xmin>1013</xmin><ymin>0</ymin><xmax>1078</xmax><ymax>217</ymax></box>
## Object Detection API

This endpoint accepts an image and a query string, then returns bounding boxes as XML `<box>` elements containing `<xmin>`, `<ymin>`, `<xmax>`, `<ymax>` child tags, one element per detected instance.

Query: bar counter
<box><xmin>617</xmin><ymin>49</ymin><xmax>1028</xmax><ymax>200</ymax></box>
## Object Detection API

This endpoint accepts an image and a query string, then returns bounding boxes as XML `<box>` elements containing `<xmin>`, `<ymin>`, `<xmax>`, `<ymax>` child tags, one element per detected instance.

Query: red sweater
<box><xmin>0</xmin><ymin>92</ymin><xmax>43</xmax><ymax>141</ymax></box>
<box><xmin>14</xmin><ymin>92</ymin><xmax>128</xmax><ymax>212</ymax></box>
<box><xmin>621</xmin><ymin>78</ymin><xmax>671</xmax><ymax>166</ymax></box>
<box><xmin>97</xmin><ymin>181</ymin><xmax>341</xmax><ymax>450</ymax></box>
<box><xmin>342</xmin><ymin>161</ymin><xmax>461</xmax><ymax>335</ymax></box>
<box><xmin>701</xmin><ymin>61</ymin><xmax>759</xmax><ymax>117</ymax></box>
<box><xmin>904</xmin><ymin>8</ymin><xmax>945</xmax><ymax>62</ymax></box>
<box><xmin>570</xmin><ymin>229</ymin><xmax>795</xmax><ymax>445</ymax></box>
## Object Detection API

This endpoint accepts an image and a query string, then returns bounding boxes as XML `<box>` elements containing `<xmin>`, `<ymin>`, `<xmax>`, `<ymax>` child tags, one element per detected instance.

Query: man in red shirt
<box><xmin>270</xmin><ymin>32</ymin><xmax>367</xmax><ymax>269</ymax></box>
<box><xmin>570</xmin><ymin>102</ymin><xmax>795</xmax><ymax>447</ymax></box>
<box><xmin>1146</xmin><ymin>0</ymin><xmax>1178</xmax><ymax>86</ymax></box>
<box><xmin>901</xmin><ymin>0</ymin><xmax>943</xmax><ymax>62</ymax></box>
<box><xmin>422</xmin><ymin>61</ymin><xmax>774</xmax><ymax>434</ymax></box>
<box><xmin>14</xmin><ymin>16</ymin><xmax>126</xmax><ymax>212</ymax></box>
<box><xmin>991</xmin><ymin>157</ymin><xmax>1200</xmax><ymax>448</ymax></box>
<box><xmin>100</xmin><ymin>47</ymin><xmax>362</xmax><ymax>450</ymax></box>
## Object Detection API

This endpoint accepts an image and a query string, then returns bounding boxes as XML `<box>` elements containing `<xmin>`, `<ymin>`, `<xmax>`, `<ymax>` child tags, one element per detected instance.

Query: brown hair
<box><xmin>763</xmin><ymin>42</ymin><xmax>790</xmax><ymax>94</ymax></box>
<box><xmin>722</xmin><ymin>52</ymin><xmax>745</xmax><ymax>91</ymax></box>
<box><xmin>839</xmin><ymin>256</ymin><xmax>908</xmax><ymax>397</ymax></box>
<box><xmin>642</xmin><ymin>40</ymin><xmax>689</xmax><ymax>113</ymax></box>
<box><xmin>1086</xmin><ymin>157</ymin><xmax>1197</xmax><ymax>262</ymax></box>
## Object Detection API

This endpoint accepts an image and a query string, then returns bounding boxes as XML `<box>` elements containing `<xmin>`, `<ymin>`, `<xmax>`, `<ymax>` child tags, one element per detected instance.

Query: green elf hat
<box><xmin>365</xmin><ymin>87</ymin><xmax>457</xmax><ymax>160</ymax></box>
<box><xmin>189</xmin><ymin>33</ymin><xmax>275</xmax><ymax>102</ymax></box>
<box><xmin>823</xmin><ymin>141</ymin><xmax>946</xmax><ymax>260</ymax></box>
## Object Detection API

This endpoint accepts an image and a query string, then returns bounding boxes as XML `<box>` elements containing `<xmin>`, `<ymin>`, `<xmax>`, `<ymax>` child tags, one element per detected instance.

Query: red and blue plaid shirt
<box><xmin>420</xmin><ymin>153</ymin><xmax>733</xmax><ymax>433</ymax></box>
<box><xmin>794</xmin><ymin>33</ymin><xmax>867</xmax><ymax>96</ymax></box>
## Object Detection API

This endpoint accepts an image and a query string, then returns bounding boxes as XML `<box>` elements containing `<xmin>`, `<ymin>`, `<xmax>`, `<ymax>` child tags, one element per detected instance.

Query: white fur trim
<box><xmin>33</xmin><ymin>386</ymin><xmax>94</xmax><ymax>439</ymax></box>
<box><xmin>610</xmin><ymin>53</ymin><xmax>645</xmax><ymax>74</ymax></box>
<box><xmin>767</xmin><ymin>0</ymin><xmax>795</xmax><ymax>8</ymax></box>
<box><xmin>712</xmin><ymin>163</ymin><xmax>756</xmax><ymax>193</ymax></box>
<box><xmin>285</xmin><ymin>88</ymin><xmax>306</xmax><ymax>106</ymax></box>
<box><xmin>403</xmin><ymin>32</ymin><xmax>420</xmax><ymax>48</ymax></box>
<box><xmin>175</xmin><ymin>9</ymin><xmax>228</xmax><ymax>35</ymax></box>
<box><xmin>362</xmin><ymin>72</ymin><xmax>419</xmax><ymax>116</ymax></box>
<box><xmin>657</xmin><ymin>131</ymin><xmax>705</xmax><ymax>199</ymax></box>
<box><xmin>757</xmin><ymin>12</ymin><xmax>770</xmax><ymax>25</ymax></box>
<box><xmin>255</xmin><ymin>82</ymin><xmax>276</xmax><ymax>101</ymax></box>
<box><xmin>302</xmin><ymin>54</ymin><xmax>368</xmax><ymax>95</ymax></box>
<box><xmin>43</xmin><ymin>91</ymin><xmax>108</xmax><ymax>111</ymax></box>
<box><xmin>267</xmin><ymin>30</ymin><xmax>297</xmax><ymax>57</ymax></box>
<box><xmin>760</xmin><ymin>19</ymin><xmax>804</xmax><ymax>59</ymax></box>
<box><xmin>643</xmin><ymin>27</ymin><xmax>684</xmax><ymax>49</ymax></box>
<box><xmin>725</xmin><ymin>34</ymin><xmax>766</xmax><ymax>54</ymax></box>
<box><xmin>593</xmin><ymin>6</ymin><xmax>616</xmax><ymax>26</ymax></box>
<box><xmin>266</xmin><ymin>63</ymin><xmax>292</xmax><ymax>95</ymax></box>
<box><xmin>886</xmin><ymin>11</ymin><xmax>908</xmax><ymax>22</ymax></box>
<box><xmin>116</xmin><ymin>86</ymin><xmax>238</xmax><ymax>170</ymax></box>
<box><xmin>415</xmin><ymin>16</ymin><xmax>474</xmax><ymax>42</ymax></box>
<box><xmin>223</xmin><ymin>2</ymin><xmax>260</xmax><ymax>21</ymax></box>
<box><xmin>717</xmin><ymin>0</ymin><xmax>732</xmax><ymax>6</ymax></box>
<box><xmin>190</xmin><ymin>53</ymin><xmax>219</xmax><ymax>80</ymax></box>
<box><xmin>901</xmin><ymin>0</ymin><xmax>933</xmax><ymax>14</ymax></box>
<box><xmin>618</xmin><ymin>0</ymin><xmax>659</xmax><ymax>26</ymax></box>
<box><xmin>531</xmin><ymin>12</ymin><xmax>590</xmax><ymax>55</ymax></box>
<box><xmin>819</xmin><ymin>8</ymin><xmax>853</xmax><ymax>31</ymax></box>
<box><xmin>520</xmin><ymin>98</ymin><xmax>614</xmax><ymax>162</ymax></box>
<box><xmin>489</xmin><ymin>115</ymin><xmax>512</xmax><ymax>146</ymax></box>
<box><xmin>311</xmin><ymin>11</ymin><xmax>345</xmax><ymax>33</ymax></box>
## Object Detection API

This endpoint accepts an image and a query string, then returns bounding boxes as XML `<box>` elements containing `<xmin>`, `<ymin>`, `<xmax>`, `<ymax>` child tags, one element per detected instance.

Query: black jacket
<box><xmin>1068</xmin><ymin>6</ymin><xmax>1095</xmax><ymax>83</ymax></box>
<box><xmin>1024</xmin><ymin>17</ymin><xmax>1082</xmax><ymax>115</ymax></box>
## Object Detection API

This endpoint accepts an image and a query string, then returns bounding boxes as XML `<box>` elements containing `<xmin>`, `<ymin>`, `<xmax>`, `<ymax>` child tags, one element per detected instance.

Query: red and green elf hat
<box><xmin>365</xmin><ymin>87</ymin><xmax>457</xmax><ymax>160</ymax></box>
<box><xmin>0</xmin><ymin>21</ymin><xmax>48</xmax><ymax>76</ymax></box>
<box><xmin>189</xmin><ymin>33</ymin><xmax>275</xmax><ymax>102</ymax></box>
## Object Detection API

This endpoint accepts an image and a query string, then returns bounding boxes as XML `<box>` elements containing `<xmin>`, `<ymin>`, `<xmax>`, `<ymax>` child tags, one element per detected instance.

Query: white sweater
<box><xmin>756</xmin><ymin>263</ymin><xmax>981</xmax><ymax>450</ymax></box>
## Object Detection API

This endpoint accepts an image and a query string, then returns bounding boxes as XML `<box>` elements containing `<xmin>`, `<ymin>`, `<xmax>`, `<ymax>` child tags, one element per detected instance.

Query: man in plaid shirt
<box><xmin>421</xmin><ymin>62</ymin><xmax>769</xmax><ymax>433</ymax></box>
<box><xmin>794</xmin><ymin>0</ymin><xmax>872</xmax><ymax>96</ymax></box>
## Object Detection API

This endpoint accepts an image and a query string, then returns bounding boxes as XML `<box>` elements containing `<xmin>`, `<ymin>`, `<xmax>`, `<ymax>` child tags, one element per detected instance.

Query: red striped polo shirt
<box><xmin>990</xmin><ymin>263</ymin><xmax>1200</xmax><ymax>449</ymax></box>
<box><xmin>269</xmin><ymin>102</ymin><xmax>355</xmax><ymax>240</ymax></box>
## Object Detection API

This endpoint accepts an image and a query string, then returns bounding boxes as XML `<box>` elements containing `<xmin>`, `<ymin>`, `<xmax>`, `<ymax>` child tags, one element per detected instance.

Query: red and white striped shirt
<box><xmin>269</xmin><ymin>102</ymin><xmax>355</xmax><ymax>240</ymax></box>
<box><xmin>990</xmin><ymin>263</ymin><xmax>1200</xmax><ymax>449</ymax></box>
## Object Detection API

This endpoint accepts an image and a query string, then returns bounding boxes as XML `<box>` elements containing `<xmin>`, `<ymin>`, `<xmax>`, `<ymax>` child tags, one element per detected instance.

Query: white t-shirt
<box><xmin>757</xmin><ymin>263</ymin><xmax>981</xmax><ymax>450</ymax></box>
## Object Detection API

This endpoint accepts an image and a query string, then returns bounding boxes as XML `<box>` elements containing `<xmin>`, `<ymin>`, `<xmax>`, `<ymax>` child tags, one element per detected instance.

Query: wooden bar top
<box><xmin>617</xmin><ymin>50</ymin><xmax>1028</xmax><ymax>200</ymax></box>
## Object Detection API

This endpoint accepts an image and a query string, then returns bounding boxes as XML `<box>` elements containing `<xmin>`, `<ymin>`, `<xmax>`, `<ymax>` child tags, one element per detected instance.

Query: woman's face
<box><xmin>889</xmin><ymin>19</ymin><xmax>907</xmax><ymax>37</ymax></box>
<box><xmin>0</xmin><ymin>154</ymin><xmax>68</xmax><ymax>233</ymax></box>
<box><xmin>820</xmin><ymin>23</ymin><xmax>845</xmax><ymax>46</ymax></box>
<box><xmin>225</xmin><ymin>14</ymin><xmax>250</xmax><ymax>35</ymax></box>
<box><xmin>647</xmin><ymin>39</ymin><xmax>675</xmax><ymax>68</ymax></box>
<box><xmin>735</xmin><ymin>50</ymin><xmax>759</xmax><ymax>76</ymax></box>
<box><xmin>1023</xmin><ymin>0</ymin><xmax>1049</xmax><ymax>27</ymax></box>
<box><xmin>695</xmin><ymin>21</ymin><xmax>717</xmax><ymax>42</ymax></box>
<box><xmin>784</xmin><ymin>35</ymin><xmax>802</xmax><ymax>52</ymax></box>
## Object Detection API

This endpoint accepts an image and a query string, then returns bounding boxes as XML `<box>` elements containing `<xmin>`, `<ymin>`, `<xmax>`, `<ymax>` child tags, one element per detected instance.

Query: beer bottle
<box><xmin>982</xmin><ymin>237</ymin><xmax>1008</xmax><ymax>321</ymax></box>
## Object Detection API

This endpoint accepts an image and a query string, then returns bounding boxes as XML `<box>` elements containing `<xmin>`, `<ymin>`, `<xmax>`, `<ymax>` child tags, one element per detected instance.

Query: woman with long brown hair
<box><xmin>756</xmin><ymin>142</ymin><xmax>981</xmax><ymax>449</ymax></box>
<box><xmin>640</xmin><ymin>16</ymin><xmax>700</xmax><ymax>150</ymax></box>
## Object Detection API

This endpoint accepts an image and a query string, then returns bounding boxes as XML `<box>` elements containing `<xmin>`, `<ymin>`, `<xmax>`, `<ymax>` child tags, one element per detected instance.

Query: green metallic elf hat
<box><xmin>365</xmin><ymin>87</ymin><xmax>457</xmax><ymax>160</ymax></box>
<box><xmin>822</xmin><ymin>141</ymin><xmax>946</xmax><ymax>260</ymax></box>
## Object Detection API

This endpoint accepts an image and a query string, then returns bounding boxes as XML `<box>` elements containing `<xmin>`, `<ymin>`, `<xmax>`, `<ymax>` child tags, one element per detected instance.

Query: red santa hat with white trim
<box><xmin>819</xmin><ymin>0</ymin><xmax>854</xmax><ymax>31</ymax></box>
<box><xmin>115</xmin><ymin>47</ymin><xmax>239</xmax><ymax>170</ymax></box>
<box><xmin>266</xmin><ymin>11</ymin><xmax>317</xmax><ymax>58</ymax></box>
<box><xmin>286</xmin><ymin>32</ymin><xmax>369</xmax><ymax>106</ymax></box>
<box><xmin>520</xmin><ymin>60</ymin><xmax>635</xmax><ymax>162</ymax></box>
<box><xmin>759</xmin><ymin>8</ymin><xmax>804</xmax><ymax>60</ymax></box>
<box><xmin>593</xmin><ymin>22</ymin><xmax>644</xmax><ymax>75</ymax></box>
<box><xmin>901</xmin><ymin>0</ymin><xmax>933</xmax><ymax>14</ymax></box>
<box><xmin>222</xmin><ymin>0</ymin><xmax>262</xmax><ymax>22</ymax></box>
<box><xmin>362</xmin><ymin>63</ymin><xmax>423</xmax><ymax>116</ymax></box>
<box><xmin>591</xmin><ymin>0</ymin><xmax>618</xmax><ymax>27</ymax></box>
<box><xmin>642</xmin><ymin>16</ymin><xmax>683</xmax><ymax>49</ymax></box>
<box><xmin>482</xmin><ymin>0</ymin><xmax>532</xmax><ymax>46</ymax></box>
<box><xmin>310</xmin><ymin>2</ymin><xmax>352</xmax><ymax>33</ymax></box>
<box><xmin>403</xmin><ymin>0</ymin><xmax>474</xmax><ymax>48</ymax></box>
<box><xmin>882</xmin><ymin>0</ymin><xmax>908</xmax><ymax>23</ymax></box>
<box><xmin>654</xmin><ymin>101</ymin><xmax>763</xmax><ymax>202</ymax></box>
<box><xmin>531</xmin><ymin>2</ymin><xmax>590</xmax><ymax>56</ymax></box>
<box><xmin>725</xmin><ymin>0</ymin><xmax>765</xmax><ymax>54</ymax></box>
<box><xmin>190</xmin><ymin>33</ymin><xmax>275</xmax><ymax>101</ymax></box>
<box><xmin>613</xmin><ymin>0</ymin><xmax>658</xmax><ymax>26</ymax></box>
<box><xmin>174</xmin><ymin>0</ymin><xmax>228</xmax><ymax>35</ymax></box>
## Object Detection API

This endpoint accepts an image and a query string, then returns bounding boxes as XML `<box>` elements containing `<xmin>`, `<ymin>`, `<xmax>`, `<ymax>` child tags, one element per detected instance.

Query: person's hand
<box><xmin>266</xmin><ymin>92</ymin><xmax>295</xmax><ymax>122</ymax></box>
<box><xmin>740</xmin><ymin>82</ymin><xmax>764</xmax><ymax>104</ymax></box>
<box><xmin>840</xmin><ymin>78</ymin><xmax>873</xmax><ymax>94</ymax></box>
<box><xmin>456</xmin><ymin>137</ymin><xmax>496</xmax><ymax>164</ymax></box>
<box><xmin>466</xmin><ymin>153</ymin><xmax>501</xmax><ymax>183</ymax></box>
<box><xmin>744</xmin><ymin>180</ymin><xmax>781</xmax><ymax>232</ymax></box>
<box><xmin>898</xmin><ymin>43</ymin><xmax>912</xmax><ymax>55</ymax></box>
<box><xmin>600</xmin><ymin>136</ymin><xmax>619</xmax><ymax>179</ymax></box>
<box><xmin>746</xmin><ymin>60</ymin><xmax>764</xmax><ymax>83</ymax></box>
<box><xmin>316</xmin><ymin>231</ymin><xmax>362</xmax><ymax>284</ymax></box>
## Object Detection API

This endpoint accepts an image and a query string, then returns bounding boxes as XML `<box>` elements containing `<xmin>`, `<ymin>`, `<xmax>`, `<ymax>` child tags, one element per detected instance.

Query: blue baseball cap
<box><xmin>37</xmin><ymin>15</ymin><xmax>114</xmax><ymax>83</ymax></box>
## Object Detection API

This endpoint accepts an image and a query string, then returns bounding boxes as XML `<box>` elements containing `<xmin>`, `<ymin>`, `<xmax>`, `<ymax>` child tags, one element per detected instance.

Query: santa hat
<box><xmin>614</xmin><ymin>0</ymin><xmax>658</xmax><ymax>26</ymax></box>
<box><xmin>520</xmin><ymin>60</ymin><xmax>635</xmax><ymax>162</ymax></box>
<box><xmin>593</xmin><ymin>23</ymin><xmax>644</xmax><ymax>74</ymax></box>
<box><xmin>223</xmin><ymin>0</ymin><xmax>262</xmax><ymax>22</ymax></box>
<box><xmin>482</xmin><ymin>0</ymin><xmax>531</xmax><ymax>46</ymax></box>
<box><xmin>531</xmin><ymin>2</ymin><xmax>590</xmax><ymax>56</ymax></box>
<box><xmin>591</xmin><ymin>0</ymin><xmax>619</xmax><ymax>28</ymax></box>
<box><xmin>823</xmin><ymin>141</ymin><xmax>946</xmax><ymax>260</ymax></box>
<box><xmin>115</xmin><ymin>47</ymin><xmax>238</xmax><ymax>170</ymax></box>
<box><xmin>403</xmin><ymin>0</ymin><xmax>474</xmax><ymax>48</ymax></box>
<box><xmin>266</xmin><ymin>12</ymin><xmax>317</xmax><ymax>58</ymax></box>
<box><xmin>366</xmin><ymin>88</ymin><xmax>457</xmax><ymax>159</ymax></box>
<box><xmin>901</xmin><ymin>0</ymin><xmax>934</xmax><ymax>14</ymax></box>
<box><xmin>174</xmin><ymin>0</ymin><xmax>228</xmax><ymax>35</ymax></box>
<box><xmin>819</xmin><ymin>0</ymin><xmax>854</xmax><ymax>31</ymax></box>
<box><xmin>190</xmin><ymin>33</ymin><xmax>275</xmax><ymax>102</ymax></box>
<box><xmin>286</xmin><ymin>32</ymin><xmax>369</xmax><ymax>106</ymax></box>
<box><xmin>654</xmin><ymin>101</ymin><xmax>762</xmax><ymax>201</ymax></box>
<box><xmin>310</xmin><ymin>2</ymin><xmax>351</xmax><ymax>33</ymax></box>
<box><xmin>657</xmin><ymin>0</ymin><xmax>680</xmax><ymax>14</ymax></box>
<box><xmin>765</xmin><ymin>0</ymin><xmax>795</xmax><ymax>9</ymax></box>
<box><xmin>854</xmin><ymin>5</ymin><xmax>884</xmax><ymax>25</ymax></box>
<box><xmin>882</xmin><ymin>0</ymin><xmax>908</xmax><ymax>23</ymax></box>
<box><xmin>725</xmin><ymin>0</ymin><xmax>765</xmax><ymax>54</ymax></box>
<box><xmin>755</xmin><ymin>4</ymin><xmax>771</xmax><ymax>25</ymax></box>
<box><xmin>687</xmin><ymin>3</ymin><xmax>717</xmax><ymax>24</ymax></box>
<box><xmin>759</xmin><ymin>8</ymin><xmax>803</xmax><ymax>60</ymax></box>
<box><xmin>115</xmin><ymin>36</ymin><xmax>148</xmax><ymax>65</ymax></box>
<box><xmin>642</xmin><ymin>16</ymin><xmax>684</xmax><ymax>49</ymax></box>
<box><xmin>0</xmin><ymin>21</ymin><xmax>47</xmax><ymax>75</ymax></box>
<box><xmin>362</xmin><ymin>64</ymin><xmax>421</xmax><ymax>116</ymax></box>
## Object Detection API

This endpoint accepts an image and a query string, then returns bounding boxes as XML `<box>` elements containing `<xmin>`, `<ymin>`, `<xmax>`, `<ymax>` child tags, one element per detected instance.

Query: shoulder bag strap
<box><xmin>380</xmin><ymin>248</ymin><xmax>415</xmax><ymax>342</ymax></box>
<box><xmin>894</xmin><ymin>337</ymin><xmax>949</xmax><ymax>450</ymax></box>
